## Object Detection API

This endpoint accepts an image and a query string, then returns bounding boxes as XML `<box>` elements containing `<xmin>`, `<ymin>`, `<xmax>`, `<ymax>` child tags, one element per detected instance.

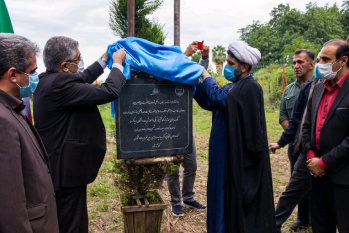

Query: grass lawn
<box><xmin>86</xmin><ymin>102</ymin><xmax>312</xmax><ymax>233</ymax></box>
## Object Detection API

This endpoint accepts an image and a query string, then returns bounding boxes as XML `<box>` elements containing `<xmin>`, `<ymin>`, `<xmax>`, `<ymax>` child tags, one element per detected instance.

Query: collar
<box><xmin>309</xmin><ymin>73</ymin><xmax>316</xmax><ymax>81</ymax></box>
<box><xmin>234</xmin><ymin>74</ymin><xmax>253</xmax><ymax>83</ymax></box>
<box><xmin>295</xmin><ymin>78</ymin><xmax>302</xmax><ymax>87</ymax></box>
<box><xmin>0</xmin><ymin>89</ymin><xmax>26</xmax><ymax>113</ymax></box>
<box><xmin>323</xmin><ymin>70</ymin><xmax>349</xmax><ymax>91</ymax></box>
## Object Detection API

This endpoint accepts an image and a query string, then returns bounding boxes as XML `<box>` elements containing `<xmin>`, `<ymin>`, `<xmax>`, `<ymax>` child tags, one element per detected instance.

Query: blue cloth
<box><xmin>107</xmin><ymin>37</ymin><xmax>204</xmax><ymax>85</ymax></box>
<box><xmin>22</xmin><ymin>97</ymin><xmax>30</xmax><ymax>117</ymax></box>
<box><xmin>107</xmin><ymin>37</ymin><xmax>204</xmax><ymax>117</ymax></box>
<box><xmin>194</xmin><ymin>75</ymin><xmax>253</xmax><ymax>233</ymax></box>
<box><xmin>277</xmin><ymin>79</ymin><xmax>314</xmax><ymax>147</ymax></box>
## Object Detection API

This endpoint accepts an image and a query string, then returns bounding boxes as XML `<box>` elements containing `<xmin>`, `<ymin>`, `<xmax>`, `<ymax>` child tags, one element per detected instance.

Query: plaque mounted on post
<box><xmin>115</xmin><ymin>78</ymin><xmax>193</xmax><ymax>159</ymax></box>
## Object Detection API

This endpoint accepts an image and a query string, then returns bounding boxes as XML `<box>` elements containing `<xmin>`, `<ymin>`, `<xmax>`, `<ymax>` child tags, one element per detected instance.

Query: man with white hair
<box><xmin>195</xmin><ymin>41</ymin><xmax>275</xmax><ymax>233</ymax></box>
<box><xmin>33</xmin><ymin>36</ymin><xmax>126</xmax><ymax>233</ymax></box>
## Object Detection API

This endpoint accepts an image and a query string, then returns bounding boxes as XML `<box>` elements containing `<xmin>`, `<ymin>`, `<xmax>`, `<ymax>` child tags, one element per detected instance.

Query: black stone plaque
<box><xmin>115</xmin><ymin>78</ymin><xmax>193</xmax><ymax>159</ymax></box>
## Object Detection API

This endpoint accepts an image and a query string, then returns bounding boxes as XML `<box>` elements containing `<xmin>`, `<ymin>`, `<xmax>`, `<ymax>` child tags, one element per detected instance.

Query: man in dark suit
<box><xmin>33</xmin><ymin>36</ymin><xmax>126</xmax><ymax>233</ymax></box>
<box><xmin>0</xmin><ymin>33</ymin><xmax>59</xmax><ymax>233</ymax></box>
<box><xmin>302</xmin><ymin>39</ymin><xmax>349</xmax><ymax>233</ymax></box>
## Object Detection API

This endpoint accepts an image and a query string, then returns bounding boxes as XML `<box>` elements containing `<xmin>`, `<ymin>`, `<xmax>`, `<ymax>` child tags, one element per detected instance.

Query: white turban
<box><xmin>228</xmin><ymin>41</ymin><xmax>261</xmax><ymax>66</ymax></box>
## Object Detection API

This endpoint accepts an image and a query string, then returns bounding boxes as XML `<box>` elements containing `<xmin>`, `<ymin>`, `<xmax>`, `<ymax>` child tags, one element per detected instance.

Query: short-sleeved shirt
<box><xmin>279</xmin><ymin>79</ymin><xmax>302</xmax><ymax>124</ymax></box>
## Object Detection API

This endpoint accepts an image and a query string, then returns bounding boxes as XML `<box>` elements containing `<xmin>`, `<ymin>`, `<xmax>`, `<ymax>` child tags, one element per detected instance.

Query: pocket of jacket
<box><xmin>27</xmin><ymin>204</ymin><xmax>46</xmax><ymax>221</ymax></box>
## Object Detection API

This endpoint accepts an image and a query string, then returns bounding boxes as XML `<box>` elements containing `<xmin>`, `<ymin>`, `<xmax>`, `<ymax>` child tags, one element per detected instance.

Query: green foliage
<box><xmin>190</xmin><ymin>51</ymin><xmax>202</xmax><ymax>63</ymax></box>
<box><xmin>211</xmin><ymin>75</ymin><xmax>229</xmax><ymax>88</ymax></box>
<box><xmin>239</xmin><ymin>20</ymin><xmax>277</xmax><ymax>65</ymax></box>
<box><xmin>342</xmin><ymin>1</ymin><xmax>349</xmax><ymax>36</ymax></box>
<box><xmin>239</xmin><ymin>2</ymin><xmax>347</xmax><ymax>67</ymax></box>
<box><xmin>265</xmin><ymin>108</ymin><xmax>284</xmax><ymax>142</ymax></box>
<box><xmin>113</xmin><ymin>159</ymin><xmax>175</xmax><ymax>200</ymax></box>
<box><xmin>282</xmin><ymin>36</ymin><xmax>321</xmax><ymax>63</ymax></box>
<box><xmin>212</xmin><ymin>45</ymin><xmax>226</xmax><ymax>75</ymax></box>
<box><xmin>254</xmin><ymin>64</ymin><xmax>295</xmax><ymax>108</ymax></box>
<box><xmin>96</xmin><ymin>199</ymin><xmax>111</xmax><ymax>212</ymax></box>
<box><xmin>109</xmin><ymin>0</ymin><xmax>166</xmax><ymax>44</ymax></box>
<box><xmin>98</xmin><ymin>104</ymin><xmax>116</xmax><ymax>138</ymax></box>
<box><xmin>89</xmin><ymin>178</ymin><xmax>111</xmax><ymax>197</ymax></box>
<box><xmin>238</xmin><ymin>1</ymin><xmax>349</xmax><ymax>106</ymax></box>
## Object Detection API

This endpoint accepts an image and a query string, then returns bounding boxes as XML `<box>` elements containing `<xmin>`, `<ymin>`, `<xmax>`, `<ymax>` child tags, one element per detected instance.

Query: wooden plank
<box><xmin>122</xmin><ymin>203</ymin><xmax>167</xmax><ymax>213</ymax></box>
<box><xmin>124</xmin><ymin>212</ymin><xmax>135</xmax><ymax>233</ymax></box>
<box><xmin>121</xmin><ymin>191</ymin><xmax>167</xmax><ymax>232</ymax></box>
<box><xmin>145</xmin><ymin>210</ymin><xmax>162</xmax><ymax>233</ymax></box>
<box><xmin>134</xmin><ymin>211</ymin><xmax>146</xmax><ymax>233</ymax></box>
<box><xmin>144</xmin><ymin>197</ymin><xmax>149</xmax><ymax>206</ymax></box>
<box><xmin>132</xmin><ymin>195</ymin><xmax>146</xmax><ymax>199</ymax></box>
<box><xmin>135</xmin><ymin>198</ymin><xmax>142</xmax><ymax>207</ymax></box>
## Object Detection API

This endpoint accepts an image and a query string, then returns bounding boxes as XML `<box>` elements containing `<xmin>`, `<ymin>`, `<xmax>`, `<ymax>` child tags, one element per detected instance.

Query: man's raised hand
<box><xmin>113</xmin><ymin>49</ymin><xmax>126</xmax><ymax>65</ymax></box>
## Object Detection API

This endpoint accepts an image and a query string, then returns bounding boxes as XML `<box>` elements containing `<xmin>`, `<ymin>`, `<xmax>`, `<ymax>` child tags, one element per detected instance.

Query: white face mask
<box><xmin>77</xmin><ymin>59</ymin><xmax>85</xmax><ymax>73</ymax></box>
<box><xmin>317</xmin><ymin>59</ymin><xmax>342</xmax><ymax>80</ymax></box>
<box><xmin>67</xmin><ymin>59</ymin><xmax>84</xmax><ymax>74</ymax></box>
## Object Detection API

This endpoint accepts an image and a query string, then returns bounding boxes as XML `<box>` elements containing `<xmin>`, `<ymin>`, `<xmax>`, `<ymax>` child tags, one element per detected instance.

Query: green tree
<box><xmin>190</xmin><ymin>51</ymin><xmax>201</xmax><ymax>63</ymax></box>
<box><xmin>302</xmin><ymin>2</ymin><xmax>344</xmax><ymax>46</ymax></box>
<box><xmin>341</xmin><ymin>1</ymin><xmax>349</xmax><ymax>38</ymax></box>
<box><xmin>282</xmin><ymin>36</ymin><xmax>321</xmax><ymax>63</ymax></box>
<box><xmin>109</xmin><ymin>0</ymin><xmax>166</xmax><ymax>45</ymax></box>
<box><xmin>239</xmin><ymin>1</ymin><xmax>347</xmax><ymax>70</ymax></box>
<box><xmin>238</xmin><ymin>1</ymin><xmax>348</xmax><ymax>107</ymax></box>
<box><xmin>212</xmin><ymin>45</ymin><xmax>226</xmax><ymax>75</ymax></box>
<box><xmin>239</xmin><ymin>20</ymin><xmax>276</xmax><ymax>64</ymax></box>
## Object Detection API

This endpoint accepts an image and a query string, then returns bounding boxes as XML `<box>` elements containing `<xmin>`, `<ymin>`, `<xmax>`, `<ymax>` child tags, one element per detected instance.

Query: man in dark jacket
<box><xmin>195</xmin><ymin>41</ymin><xmax>275</xmax><ymax>233</ymax></box>
<box><xmin>33</xmin><ymin>36</ymin><xmax>126</xmax><ymax>233</ymax></box>
<box><xmin>302</xmin><ymin>39</ymin><xmax>349</xmax><ymax>233</ymax></box>
<box><xmin>0</xmin><ymin>33</ymin><xmax>59</xmax><ymax>233</ymax></box>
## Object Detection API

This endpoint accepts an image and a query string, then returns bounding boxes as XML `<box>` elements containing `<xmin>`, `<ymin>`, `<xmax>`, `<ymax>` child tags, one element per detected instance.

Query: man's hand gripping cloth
<box><xmin>106</xmin><ymin>37</ymin><xmax>204</xmax><ymax>85</ymax></box>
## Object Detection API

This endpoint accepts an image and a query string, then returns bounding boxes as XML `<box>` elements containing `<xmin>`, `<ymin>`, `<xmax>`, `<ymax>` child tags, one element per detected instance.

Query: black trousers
<box><xmin>275</xmin><ymin>151</ymin><xmax>311</xmax><ymax>229</ymax></box>
<box><xmin>55</xmin><ymin>185</ymin><xmax>88</xmax><ymax>233</ymax></box>
<box><xmin>311</xmin><ymin>176</ymin><xmax>349</xmax><ymax>233</ymax></box>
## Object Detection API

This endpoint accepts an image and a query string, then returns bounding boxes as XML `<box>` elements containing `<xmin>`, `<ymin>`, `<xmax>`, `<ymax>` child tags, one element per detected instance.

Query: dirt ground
<box><xmin>87</xmin><ymin>132</ymin><xmax>313</xmax><ymax>233</ymax></box>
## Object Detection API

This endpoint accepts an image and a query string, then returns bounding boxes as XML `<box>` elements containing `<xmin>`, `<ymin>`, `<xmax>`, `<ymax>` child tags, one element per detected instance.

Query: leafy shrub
<box><xmin>113</xmin><ymin>159</ymin><xmax>176</xmax><ymax>204</ymax></box>
<box><xmin>254</xmin><ymin>64</ymin><xmax>295</xmax><ymax>108</ymax></box>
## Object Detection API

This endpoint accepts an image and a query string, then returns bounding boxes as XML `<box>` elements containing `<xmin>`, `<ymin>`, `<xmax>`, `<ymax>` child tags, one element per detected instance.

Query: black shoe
<box><xmin>171</xmin><ymin>205</ymin><xmax>184</xmax><ymax>217</ymax></box>
<box><xmin>290</xmin><ymin>222</ymin><xmax>307</xmax><ymax>231</ymax></box>
<box><xmin>182</xmin><ymin>200</ymin><xmax>206</xmax><ymax>211</ymax></box>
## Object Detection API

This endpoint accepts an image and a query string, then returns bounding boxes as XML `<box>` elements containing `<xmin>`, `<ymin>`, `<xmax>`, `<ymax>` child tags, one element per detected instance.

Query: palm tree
<box><xmin>212</xmin><ymin>45</ymin><xmax>226</xmax><ymax>75</ymax></box>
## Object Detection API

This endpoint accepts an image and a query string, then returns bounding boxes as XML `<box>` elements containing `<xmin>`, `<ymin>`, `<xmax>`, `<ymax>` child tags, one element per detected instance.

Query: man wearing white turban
<box><xmin>194</xmin><ymin>41</ymin><xmax>275</xmax><ymax>233</ymax></box>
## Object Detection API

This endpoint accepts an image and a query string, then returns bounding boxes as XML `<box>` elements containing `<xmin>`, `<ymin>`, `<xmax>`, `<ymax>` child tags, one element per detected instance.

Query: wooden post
<box><xmin>174</xmin><ymin>0</ymin><xmax>180</xmax><ymax>46</ymax></box>
<box><xmin>282</xmin><ymin>64</ymin><xmax>287</xmax><ymax>93</ymax></box>
<box><xmin>128</xmin><ymin>0</ymin><xmax>135</xmax><ymax>37</ymax></box>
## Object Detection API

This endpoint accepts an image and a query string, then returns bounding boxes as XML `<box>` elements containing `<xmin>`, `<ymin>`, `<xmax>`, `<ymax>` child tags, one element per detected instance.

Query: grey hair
<box><xmin>0</xmin><ymin>33</ymin><xmax>40</xmax><ymax>78</ymax></box>
<box><xmin>43</xmin><ymin>36</ymin><xmax>79</xmax><ymax>72</ymax></box>
<box><xmin>294</xmin><ymin>49</ymin><xmax>314</xmax><ymax>61</ymax></box>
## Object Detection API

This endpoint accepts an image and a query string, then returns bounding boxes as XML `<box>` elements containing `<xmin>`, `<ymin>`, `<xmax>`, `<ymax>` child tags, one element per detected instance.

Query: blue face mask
<box><xmin>16</xmin><ymin>71</ymin><xmax>39</xmax><ymax>98</ymax></box>
<box><xmin>224</xmin><ymin>65</ymin><xmax>238</xmax><ymax>82</ymax></box>
<box><xmin>314</xmin><ymin>64</ymin><xmax>324</xmax><ymax>80</ymax></box>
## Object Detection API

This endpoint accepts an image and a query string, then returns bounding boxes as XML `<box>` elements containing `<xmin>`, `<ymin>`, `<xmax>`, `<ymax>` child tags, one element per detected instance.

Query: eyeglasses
<box><xmin>67</xmin><ymin>53</ymin><xmax>82</xmax><ymax>62</ymax></box>
<box><xmin>17</xmin><ymin>69</ymin><xmax>28</xmax><ymax>75</ymax></box>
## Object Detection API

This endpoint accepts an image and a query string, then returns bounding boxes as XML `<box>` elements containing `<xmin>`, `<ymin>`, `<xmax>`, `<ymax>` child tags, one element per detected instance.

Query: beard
<box><xmin>234</xmin><ymin>65</ymin><xmax>243</xmax><ymax>79</ymax></box>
